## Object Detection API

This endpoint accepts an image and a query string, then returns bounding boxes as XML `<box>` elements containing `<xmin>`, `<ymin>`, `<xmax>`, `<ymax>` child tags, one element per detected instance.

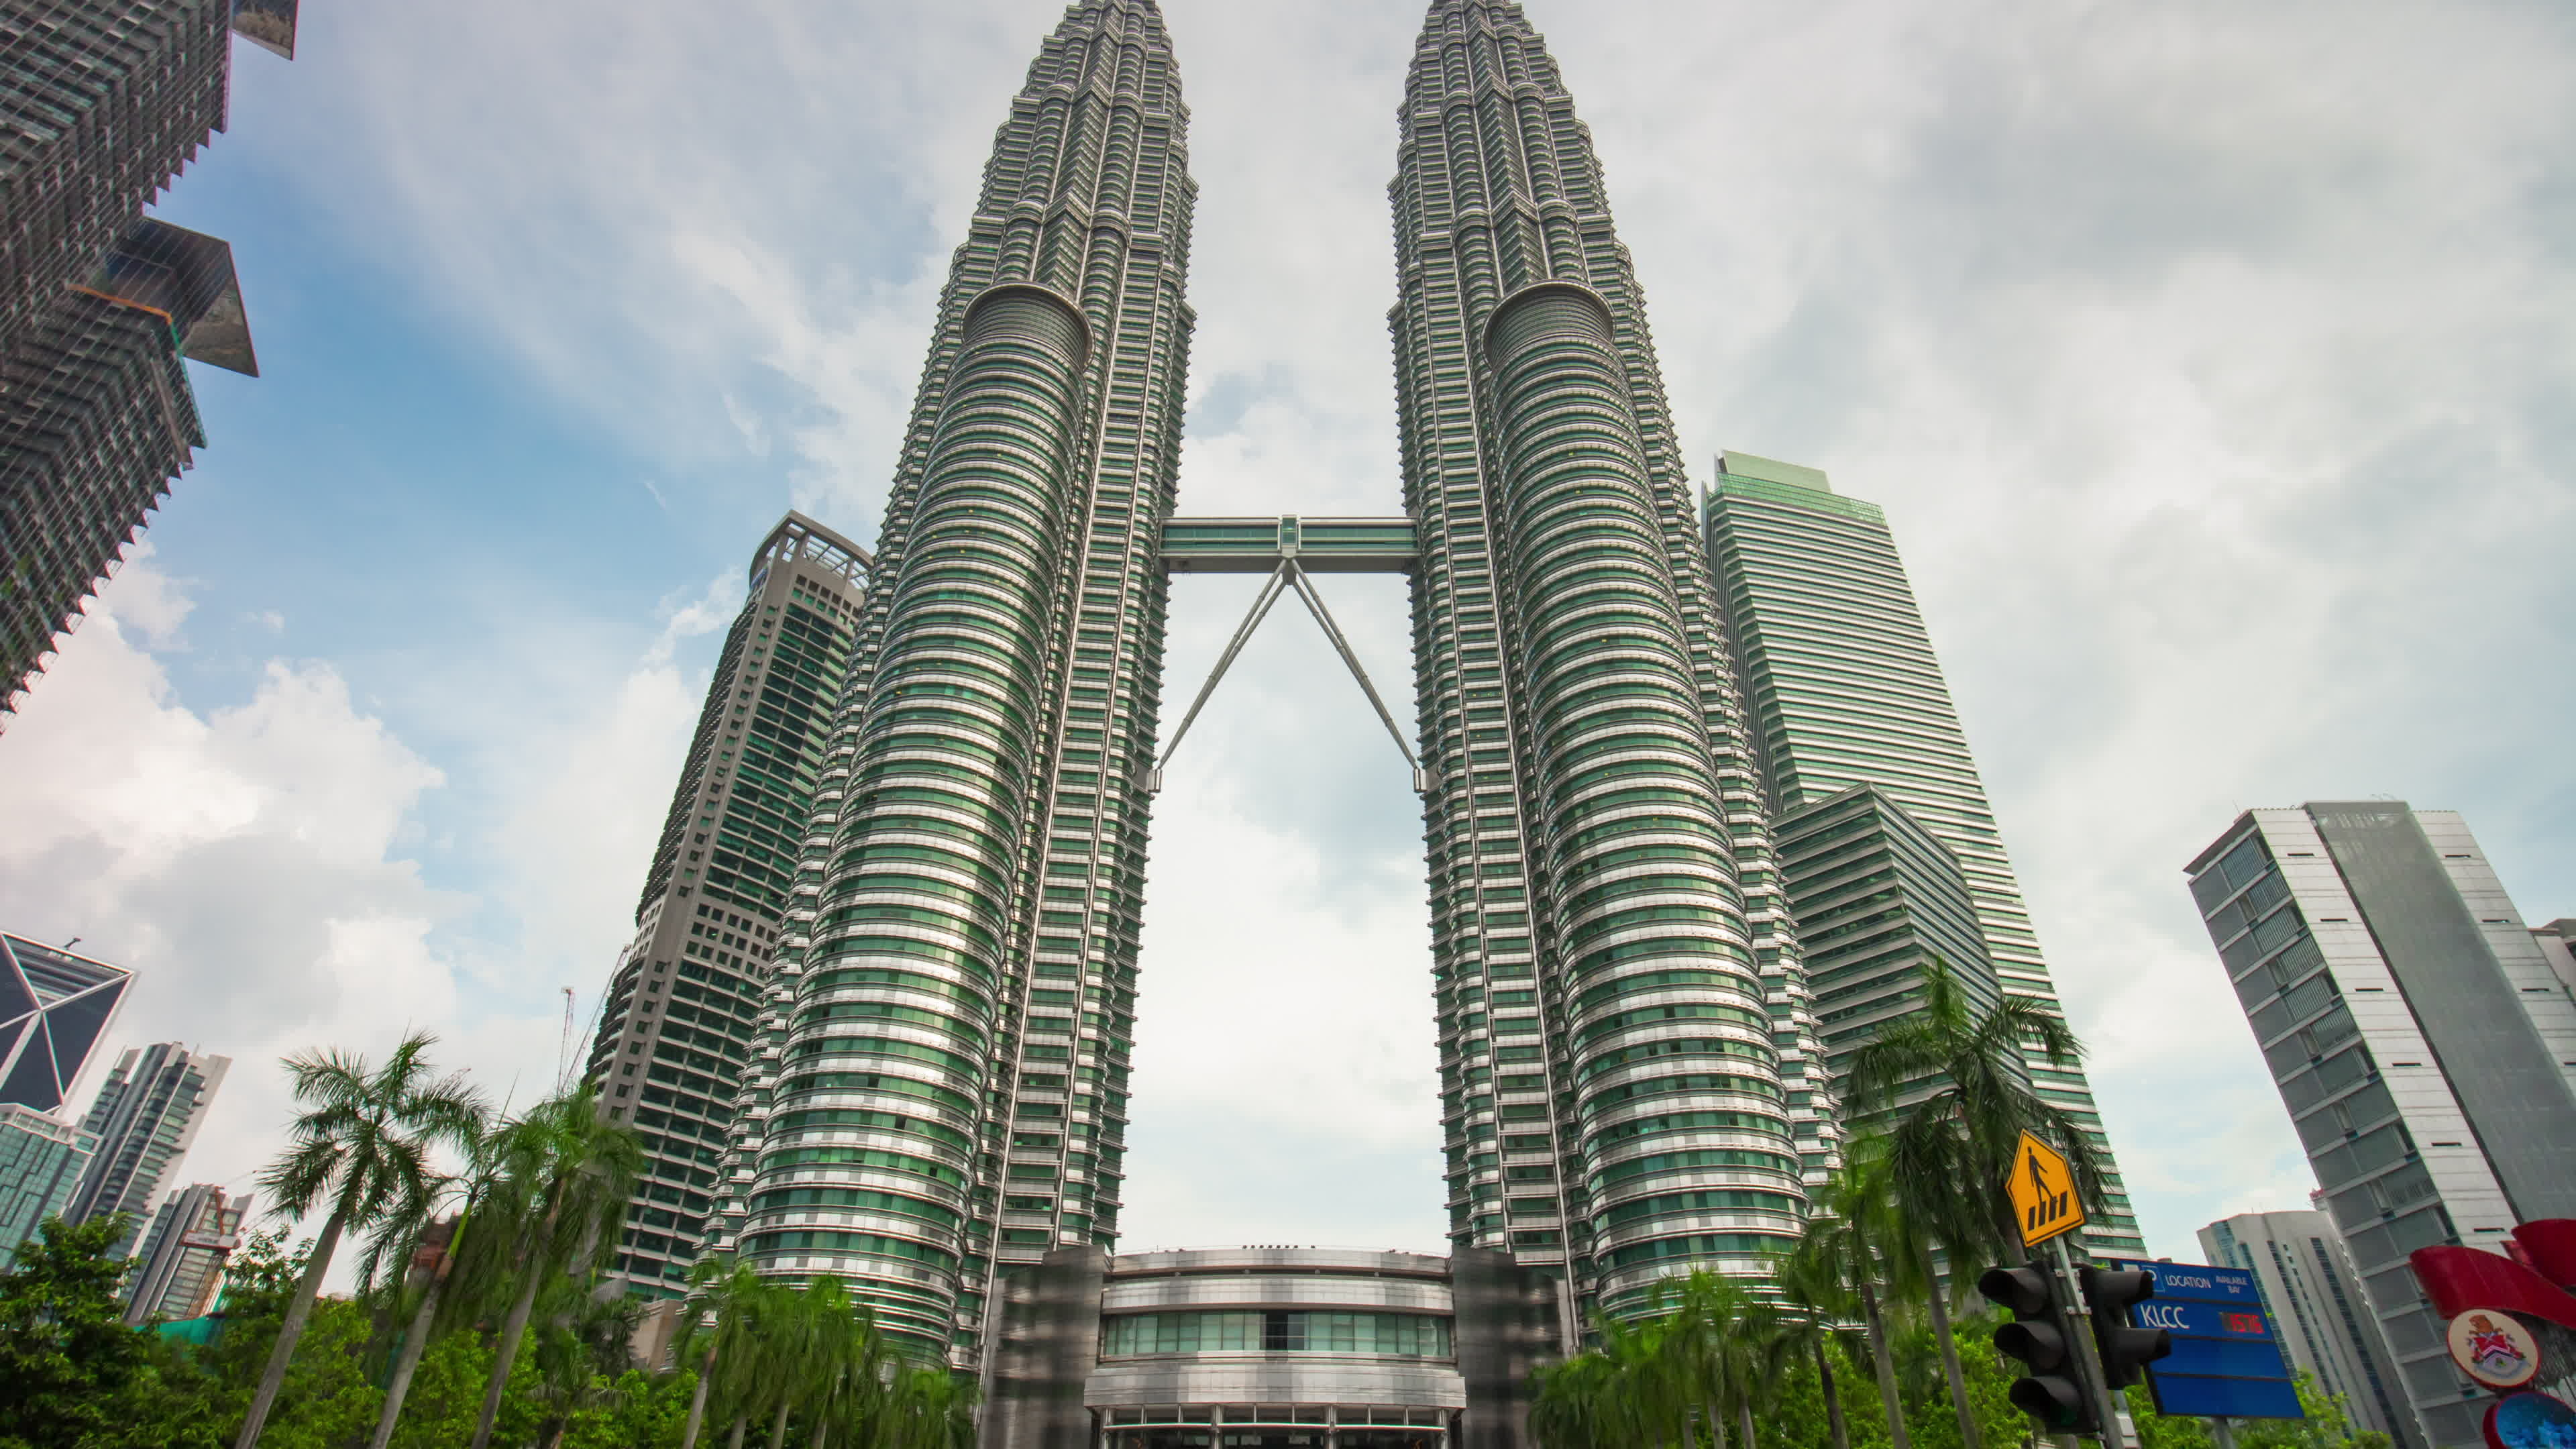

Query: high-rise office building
<box><xmin>0</xmin><ymin>932</ymin><xmax>131</xmax><ymax>1112</ymax></box>
<box><xmin>1703</xmin><ymin>449</ymin><xmax>2147</xmax><ymax>1253</ymax></box>
<box><xmin>0</xmin><ymin>0</ymin><xmax>289</xmax><ymax>722</ymax></box>
<box><xmin>121</xmin><ymin>1182</ymin><xmax>249</xmax><ymax>1324</ymax></box>
<box><xmin>1771</xmin><ymin>783</ymin><xmax>2008</xmax><ymax>1097</ymax></box>
<box><xmin>2187</xmin><ymin>803</ymin><xmax>2576</xmax><ymax>1447</ymax></box>
<box><xmin>66</xmin><ymin>1041</ymin><xmax>228</xmax><ymax>1256</ymax></box>
<box><xmin>582</xmin><ymin>512</ymin><xmax>869</xmax><ymax>1298</ymax></box>
<box><xmin>2202</xmin><ymin>1207</ymin><xmax>2418</xmax><ymax>1449</ymax></box>
<box><xmin>0</xmin><ymin>1101</ymin><xmax>94</xmax><ymax>1271</ymax></box>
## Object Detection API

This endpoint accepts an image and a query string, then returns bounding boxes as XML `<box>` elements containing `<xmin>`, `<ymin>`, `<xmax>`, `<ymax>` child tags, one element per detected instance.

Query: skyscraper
<box><xmin>1703</xmin><ymin>449</ymin><xmax>2147</xmax><ymax>1253</ymax></box>
<box><xmin>121</xmin><ymin>1182</ymin><xmax>250</xmax><ymax>1324</ymax></box>
<box><xmin>741</xmin><ymin>0</ymin><xmax>1193</xmax><ymax>1360</ymax></box>
<box><xmin>66</xmin><ymin>1040</ymin><xmax>228</xmax><ymax>1256</ymax></box>
<box><xmin>2186</xmin><ymin>803</ymin><xmax>2576</xmax><ymax>1446</ymax></box>
<box><xmin>0</xmin><ymin>0</ymin><xmax>288</xmax><ymax>721</ymax></box>
<box><xmin>1389</xmin><ymin>0</ymin><xmax>1828</xmax><ymax>1324</ymax></box>
<box><xmin>2202</xmin><ymin>1207</ymin><xmax>2418</xmax><ymax>1449</ymax></box>
<box><xmin>1770</xmin><ymin>783</ymin><xmax>2008</xmax><ymax>1097</ymax></box>
<box><xmin>582</xmin><ymin>512</ymin><xmax>870</xmax><ymax>1298</ymax></box>
<box><xmin>0</xmin><ymin>1102</ymin><xmax>93</xmax><ymax>1272</ymax></box>
<box><xmin>0</xmin><ymin>932</ymin><xmax>131</xmax><ymax>1113</ymax></box>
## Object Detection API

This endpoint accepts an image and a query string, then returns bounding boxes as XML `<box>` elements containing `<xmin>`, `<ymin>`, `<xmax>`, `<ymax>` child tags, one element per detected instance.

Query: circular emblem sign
<box><xmin>2483</xmin><ymin>1392</ymin><xmax>2576</xmax><ymax>1449</ymax></box>
<box><xmin>2452</xmin><ymin>1311</ymin><xmax>2543</xmax><ymax>1390</ymax></box>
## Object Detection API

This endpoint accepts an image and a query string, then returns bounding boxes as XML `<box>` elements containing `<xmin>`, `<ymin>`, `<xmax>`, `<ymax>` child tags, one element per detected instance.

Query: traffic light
<box><xmin>2080</xmin><ymin>1266</ymin><xmax>2174</xmax><ymax>1389</ymax></box>
<box><xmin>1978</xmin><ymin>1263</ymin><xmax>2098</xmax><ymax>1436</ymax></box>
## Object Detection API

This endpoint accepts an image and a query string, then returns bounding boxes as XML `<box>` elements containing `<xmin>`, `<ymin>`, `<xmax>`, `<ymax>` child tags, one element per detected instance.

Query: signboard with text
<box><xmin>2106</xmin><ymin>1258</ymin><xmax>2304</xmax><ymax>1420</ymax></box>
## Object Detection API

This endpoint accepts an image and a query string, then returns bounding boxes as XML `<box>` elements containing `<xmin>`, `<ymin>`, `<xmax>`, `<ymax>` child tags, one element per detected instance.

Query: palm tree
<box><xmin>1774</xmin><ymin>1247</ymin><xmax>1856</xmax><ymax>1449</ymax></box>
<box><xmin>878</xmin><ymin>1361</ymin><xmax>977</xmax><ymax>1449</ymax></box>
<box><xmin>1847</xmin><ymin>959</ymin><xmax>2112</xmax><ymax>1449</ymax></box>
<box><xmin>1844</xmin><ymin>958</ymin><xmax>2106</xmax><ymax>1258</ymax></box>
<box><xmin>676</xmin><ymin>1260</ymin><xmax>771</xmax><ymax>1449</ymax></box>
<box><xmin>1795</xmin><ymin>1161</ymin><xmax>1913</xmax><ymax>1449</ymax></box>
<box><xmin>464</xmin><ymin>1085</ymin><xmax>645</xmax><ymax>1449</ymax></box>
<box><xmin>354</xmin><ymin>1165</ymin><xmax>479</xmax><ymax>1449</ymax></box>
<box><xmin>235</xmin><ymin>1032</ymin><xmax>486</xmax><ymax>1449</ymax></box>
<box><xmin>1849</xmin><ymin>1129</ymin><xmax>1990</xmax><ymax>1449</ymax></box>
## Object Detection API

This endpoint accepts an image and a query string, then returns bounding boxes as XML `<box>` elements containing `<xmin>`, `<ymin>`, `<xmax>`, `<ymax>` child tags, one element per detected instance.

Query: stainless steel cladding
<box><xmin>988</xmin><ymin>1247</ymin><xmax>1558</xmax><ymax>1449</ymax></box>
<box><xmin>1389</xmin><ymin>0</ymin><xmax>1818</xmax><ymax>1318</ymax></box>
<box><xmin>743</xmin><ymin>0</ymin><xmax>1195</xmax><ymax>1361</ymax></box>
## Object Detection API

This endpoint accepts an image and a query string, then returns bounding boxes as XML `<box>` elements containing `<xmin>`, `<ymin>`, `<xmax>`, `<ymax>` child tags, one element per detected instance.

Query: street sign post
<box><xmin>2104</xmin><ymin>1259</ymin><xmax>2304</xmax><ymax>1421</ymax></box>
<box><xmin>2011</xmin><ymin>1130</ymin><xmax>2087</xmax><ymax>1248</ymax></box>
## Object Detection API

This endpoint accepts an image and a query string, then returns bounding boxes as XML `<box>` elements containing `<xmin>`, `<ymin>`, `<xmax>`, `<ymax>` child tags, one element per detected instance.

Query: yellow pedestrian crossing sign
<box><xmin>2008</xmin><ymin>1130</ymin><xmax>2086</xmax><ymax>1247</ymax></box>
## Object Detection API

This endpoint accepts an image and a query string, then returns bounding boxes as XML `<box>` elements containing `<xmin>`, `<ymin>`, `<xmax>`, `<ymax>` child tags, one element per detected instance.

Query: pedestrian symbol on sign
<box><xmin>2006</xmin><ymin>1130</ymin><xmax>2086</xmax><ymax>1247</ymax></box>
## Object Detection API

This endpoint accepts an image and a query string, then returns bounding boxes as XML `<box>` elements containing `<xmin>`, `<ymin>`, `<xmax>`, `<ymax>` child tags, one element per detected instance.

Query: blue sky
<box><xmin>1</xmin><ymin>0</ymin><xmax>2570</xmax><ymax>1269</ymax></box>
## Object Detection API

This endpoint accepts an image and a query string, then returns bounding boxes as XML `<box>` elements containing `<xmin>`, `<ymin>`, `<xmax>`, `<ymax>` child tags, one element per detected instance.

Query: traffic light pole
<box><xmin>2047</xmin><ymin>1236</ymin><xmax>2128</xmax><ymax>1446</ymax></box>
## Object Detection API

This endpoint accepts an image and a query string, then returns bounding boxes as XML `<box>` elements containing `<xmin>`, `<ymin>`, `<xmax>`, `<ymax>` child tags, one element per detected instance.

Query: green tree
<box><xmin>1847</xmin><ymin>960</ymin><xmax>2113</xmax><ymax>1449</ymax></box>
<box><xmin>356</xmin><ymin>1163</ymin><xmax>482</xmax><ymax>1449</ymax></box>
<box><xmin>0</xmin><ymin>1215</ymin><xmax>153</xmax><ymax>1447</ymax></box>
<box><xmin>1845</xmin><ymin>959</ymin><xmax>2108</xmax><ymax>1254</ymax></box>
<box><xmin>455</xmin><ymin>1085</ymin><xmax>643</xmax><ymax>1449</ymax></box>
<box><xmin>236</xmin><ymin>1032</ymin><xmax>486</xmax><ymax>1449</ymax></box>
<box><xmin>1796</xmin><ymin>1161</ymin><xmax>1913</xmax><ymax>1449</ymax></box>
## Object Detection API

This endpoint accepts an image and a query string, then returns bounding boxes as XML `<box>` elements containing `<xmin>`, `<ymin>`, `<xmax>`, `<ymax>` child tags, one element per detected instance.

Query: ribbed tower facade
<box><xmin>1391</xmin><ymin>0</ymin><xmax>1827</xmax><ymax>1320</ymax></box>
<box><xmin>739</xmin><ymin>0</ymin><xmax>1189</xmax><ymax>1361</ymax></box>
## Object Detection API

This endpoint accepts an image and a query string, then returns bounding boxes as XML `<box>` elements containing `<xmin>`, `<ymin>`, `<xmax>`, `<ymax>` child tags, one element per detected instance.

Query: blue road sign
<box><xmin>2106</xmin><ymin>1258</ymin><xmax>2305</xmax><ymax>1420</ymax></box>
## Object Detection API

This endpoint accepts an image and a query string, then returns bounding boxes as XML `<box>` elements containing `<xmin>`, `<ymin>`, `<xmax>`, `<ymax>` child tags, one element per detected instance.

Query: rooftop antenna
<box><xmin>62</xmin><ymin>936</ymin><xmax>80</xmax><ymax>949</ymax></box>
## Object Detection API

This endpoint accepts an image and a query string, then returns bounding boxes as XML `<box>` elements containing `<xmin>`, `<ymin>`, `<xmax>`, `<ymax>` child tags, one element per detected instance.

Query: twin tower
<box><xmin>594</xmin><ymin>0</ymin><xmax>2135</xmax><ymax>1371</ymax></box>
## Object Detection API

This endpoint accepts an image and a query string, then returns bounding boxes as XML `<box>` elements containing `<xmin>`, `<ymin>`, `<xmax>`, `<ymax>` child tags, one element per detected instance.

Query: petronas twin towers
<box><xmin>684</xmin><ymin>0</ymin><xmax>2133</xmax><ymax>1375</ymax></box>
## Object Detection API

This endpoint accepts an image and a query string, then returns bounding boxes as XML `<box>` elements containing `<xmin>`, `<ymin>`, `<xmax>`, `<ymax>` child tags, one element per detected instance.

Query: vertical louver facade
<box><xmin>1391</xmin><ymin>0</ymin><xmax>1828</xmax><ymax>1320</ymax></box>
<box><xmin>739</xmin><ymin>0</ymin><xmax>1191</xmax><ymax>1362</ymax></box>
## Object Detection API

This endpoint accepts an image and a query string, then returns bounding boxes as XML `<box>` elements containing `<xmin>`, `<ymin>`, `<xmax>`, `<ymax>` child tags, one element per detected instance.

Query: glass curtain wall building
<box><xmin>0</xmin><ymin>1102</ymin><xmax>93</xmax><ymax>1272</ymax></box>
<box><xmin>583</xmin><ymin>512</ymin><xmax>869</xmax><ymax>1298</ymax></box>
<box><xmin>733</xmin><ymin>0</ymin><xmax>1193</xmax><ymax>1360</ymax></box>
<box><xmin>0</xmin><ymin>933</ymin><xmax>131</xmax><ymax>1113</ymax></box>
<box><xmin>66</xmin><ymin>1040</ymin><xmax>228</xmax><ymax>1258</ymax></box>
<box><xmin>2186</xmin><ymin>804</ymin><xmax>2576</xmax><ymax>1447</ymax></box>
<box><xmin>1703</xmin><ymin>450</ymin><xmax>2145</xmax><ymax>1252</ymax></box>
<box><xmin>1770</xmin><ymin>783</ymin><xmax>2008</xmax><ymax>1098</ymax></box>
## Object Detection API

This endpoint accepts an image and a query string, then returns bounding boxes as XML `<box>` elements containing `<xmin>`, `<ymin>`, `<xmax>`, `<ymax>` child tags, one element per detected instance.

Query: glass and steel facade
<box><xmin>121</xmin><ymin>1181</ymin><xmax>248</xmax><ymax>1325</ymax></box>
<box><xmin>66</xmin><ymin>1040</ymin><xmax>227</xmax><ymax>1258</ymax></box>
<box><xmin>584</xmin><ymin>512</ymin><xmax>871</xmax><ymax>1298</ymax></box>
<box><xmin>2186</xmin><ymin>803</ymin><xmax>2576</xmax><ymax>1447</ymax></box>
<box><xmin>1703</xmin><ymin>450</ymin><xmax>2145</xmax><ymax>1252</ymax></box>
<box><xmin>1770</xmin><ymin>783</ymin><xmax>2008</xmax><ymax>1100</ymax></box>
<box><xmin>0</xmin><ymin>1101</ymin><xmax>93</xmax><ymax>1272</ymax></box>
<box><xmin>728</xmin><ymin>0</ymin><xmax>1191</xmax><ymax>1360</ymax></box>
<box><xmin>0</xmin><ymin>932</ymin><xmax>131</xmax><ymax>1113</ymax></box>
<box><xmin>2202</xmin><ymin>1208</ymin><xmax>2418</xmax><ymax>1449</ymax></box>
<box><xmin>1</xmin><ymin>0</ymin><xmax>284</xmax><ymax>722</ymax></box>
<box><xmin>1389</xmin><ymin>0</ymin><xmax>1819</xmax><ymax>1323</ymax></box>
<box><xmin>985</xmin><ymin>1247</ymin><xmax>1559</xmax><ymax>1449</ymax></box>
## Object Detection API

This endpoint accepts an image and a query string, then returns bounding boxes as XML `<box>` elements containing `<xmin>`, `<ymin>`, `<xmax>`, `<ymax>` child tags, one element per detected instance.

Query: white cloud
<box><xmin>0</xmin><ymin>561</ymin><xmax>558</xmax><ymax>1275</ymax></box>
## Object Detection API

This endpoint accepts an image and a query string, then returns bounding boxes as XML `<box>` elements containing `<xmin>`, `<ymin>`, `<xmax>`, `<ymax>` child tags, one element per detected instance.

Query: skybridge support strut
<box><xmin>1148</xmin><ymin>560</ymin><xmax>1427</xmax><ymax>794</ymax></box>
